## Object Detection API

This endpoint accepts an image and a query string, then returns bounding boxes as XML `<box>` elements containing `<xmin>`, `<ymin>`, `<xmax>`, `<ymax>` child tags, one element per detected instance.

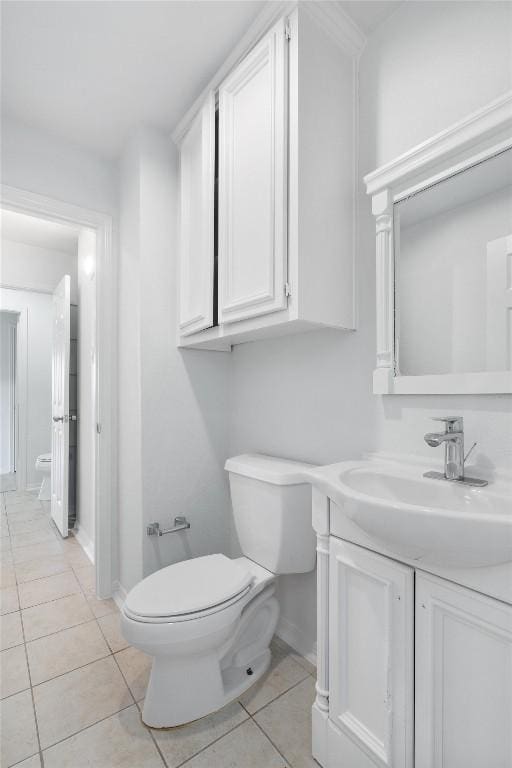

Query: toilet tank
<box><xmin>225</xmin><ymin>454</ymin><xmax>316</xmax><ymax>574</ymax></box>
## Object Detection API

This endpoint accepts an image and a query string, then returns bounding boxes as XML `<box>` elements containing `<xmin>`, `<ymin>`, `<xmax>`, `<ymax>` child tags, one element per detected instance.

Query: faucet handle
<box><xmin>431</xmin><ymin>416</ymin><xmax>463</xmax><ymax>430</ymax></box>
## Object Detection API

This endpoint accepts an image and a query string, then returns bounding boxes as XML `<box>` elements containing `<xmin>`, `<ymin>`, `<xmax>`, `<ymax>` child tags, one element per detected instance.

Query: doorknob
<box><xmin>53</xmin><ymin>416</ymin><xmax>64</xmax><ymax>422</ymax></box>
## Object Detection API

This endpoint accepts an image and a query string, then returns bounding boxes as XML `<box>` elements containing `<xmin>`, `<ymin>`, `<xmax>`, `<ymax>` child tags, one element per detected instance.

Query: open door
<box><xmin>51</xmin><ymin>274</ymin><xmax>70</xmax><ymax>537</ymax></box>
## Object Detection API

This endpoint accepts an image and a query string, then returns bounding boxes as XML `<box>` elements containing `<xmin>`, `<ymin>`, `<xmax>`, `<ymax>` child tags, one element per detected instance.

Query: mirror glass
<box><xmin>394</xmin><ymin>148</ymin><xmax>512</xmax><ymax>376</ymax></box>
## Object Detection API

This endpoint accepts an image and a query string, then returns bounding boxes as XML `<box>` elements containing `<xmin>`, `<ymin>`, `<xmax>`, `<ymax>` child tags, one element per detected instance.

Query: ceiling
<box><xmin>1</xmin><ymin>209</ymin><xmax>79</xmax><ymax>253</ymax></box>
<box><xmin>1</xmin><ymin>1</ymin><xmax>401</xmax><ymax>159</ymax></box>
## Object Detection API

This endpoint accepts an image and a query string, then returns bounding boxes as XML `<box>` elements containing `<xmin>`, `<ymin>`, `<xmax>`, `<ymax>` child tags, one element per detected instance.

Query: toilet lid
<box><xmin>124</xmin><ymin>554</ymin><xmax>253</xmax><ymax>619</ymax></box>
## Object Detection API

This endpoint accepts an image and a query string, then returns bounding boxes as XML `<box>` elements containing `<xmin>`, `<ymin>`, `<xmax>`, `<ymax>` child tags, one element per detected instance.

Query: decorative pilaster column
<box><xmin>372</xmin><ymin>189</ymin><xmax>394</xmax><ymax>394</ymax></box>
<box><xmin>311</xmin><ymin>487</ymin><xmax>330</xmax><ymax>765</ymax></box>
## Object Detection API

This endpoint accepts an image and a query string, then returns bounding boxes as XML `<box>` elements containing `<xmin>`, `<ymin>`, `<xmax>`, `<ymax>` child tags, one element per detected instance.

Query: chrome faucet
<box><xmin>423</xmin><ymin>417</ymin><xmax>488</xmax><ymax>487</ymax></box>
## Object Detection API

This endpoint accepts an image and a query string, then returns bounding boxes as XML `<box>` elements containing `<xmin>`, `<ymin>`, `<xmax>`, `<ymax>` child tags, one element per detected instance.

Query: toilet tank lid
<box><xmin>225</xmin><ymin>454</ymin><xmax>315</xmax><ymax>485</ymax></box>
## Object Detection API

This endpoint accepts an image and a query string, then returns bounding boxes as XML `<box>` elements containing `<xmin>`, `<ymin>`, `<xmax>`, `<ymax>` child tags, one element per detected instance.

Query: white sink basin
<box><xmin>308</xmin><ymin>460</ymin><xmax>512</xmax><ymax>568</ymax></box>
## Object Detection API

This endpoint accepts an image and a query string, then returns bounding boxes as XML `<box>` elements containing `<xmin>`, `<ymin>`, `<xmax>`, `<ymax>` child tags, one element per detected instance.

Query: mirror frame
<box><xmin>364</xmin><ymin>91</ymin><xmax>512</xmax><ymax>395</ymax></box>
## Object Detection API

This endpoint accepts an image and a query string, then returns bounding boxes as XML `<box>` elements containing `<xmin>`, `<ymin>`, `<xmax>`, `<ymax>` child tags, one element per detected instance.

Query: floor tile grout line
<box><xmin>173</xmin><ymin>717</ymin><xmax>252</xmax><ymax>768</ymax></box>
<box><xmin>38</xmin><ymin>701</ymin><xmax>136</xmax><ymax>757</ymax></box>
<box><xmin>250</xmin><ymin>715</ymin><xmax>292</xmax><ymax>767</ymax></box>
<box><xmin>29</xmin><ymin>648</ymin><xmax>114</xmax><ymax>690</ymax></box>
<box><xmin>17</xmin><ymin>575</ymin><xmax>45</xmax><ymax>767</ymax></box>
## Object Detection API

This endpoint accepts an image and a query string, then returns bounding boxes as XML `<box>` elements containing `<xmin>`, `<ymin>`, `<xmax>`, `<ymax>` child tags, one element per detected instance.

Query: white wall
<box><xmin>1</xmin><ymin>239</ymin><xmax>78</xmax><ymax>302</ymax></box>
<box><xmin>0</xmin><ymin>288</ymin><xmax>53</xmax><ymax>487</ymax></box>
<box><xmin>229</xmin><ymin>0</ymin><xmax>512</xmax><ymax>660</ymax></box>
<box><xmin>118</xmin><ymin>128</ymin><xmax>232</xmax><ymax>592</ymax></box>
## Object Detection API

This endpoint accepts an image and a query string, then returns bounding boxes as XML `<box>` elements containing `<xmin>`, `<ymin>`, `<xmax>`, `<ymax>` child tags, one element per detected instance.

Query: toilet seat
<box><xmin>124</xmin><ymin>553</ymin><xmax>254</xmax><ymax>623</ymax></box>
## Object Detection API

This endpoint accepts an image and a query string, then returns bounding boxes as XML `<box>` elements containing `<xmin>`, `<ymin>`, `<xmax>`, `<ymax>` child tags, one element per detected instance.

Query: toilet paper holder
<box><xmin>146</xmin><ymin>517</ymin><xmax>191</xmax><ymax>537</ymax></box>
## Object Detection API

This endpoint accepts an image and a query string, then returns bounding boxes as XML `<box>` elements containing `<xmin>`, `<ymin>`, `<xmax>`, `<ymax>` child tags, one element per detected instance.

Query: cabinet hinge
<box><xmin>285</xmin><ymin>20</ymin><xmax>291</xmax><ymax>41</ymax></box>
<box><xmin>284</xmin><ymin>282</ymin><xmax>292</xmax><ymax>297</ymax></box>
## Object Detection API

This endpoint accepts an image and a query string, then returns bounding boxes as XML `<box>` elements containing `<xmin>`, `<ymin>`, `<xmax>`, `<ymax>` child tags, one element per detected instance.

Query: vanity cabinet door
<box><xmin>178</xmin><ymin>92</ymin><xmax>215</xmax><ymax>336</ymax></box>
<box><xmin>415</xmin><ymin>573</ymin><xmax>512</xmax><ymax>768</ymax></box>
<box><xmin>329</xmin><ymin>539</ymin><xmax>414</xmax><ymax>768</ymax></box>
<box><xmin>218</xmin><ymin>17</ymin><xmax>288</xmax><ymax>325</ymax></box>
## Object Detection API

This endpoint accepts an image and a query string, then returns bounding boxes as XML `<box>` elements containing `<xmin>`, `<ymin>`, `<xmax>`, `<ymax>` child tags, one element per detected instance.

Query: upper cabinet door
<box><xmin>179</xmin><ymin>92</ymin><xmax>215</xmax><ymax>336</ymax></box>
<box><xmin>218</xmin><ymin>18</ymin><xmax>288</xmax><ymax>325</ymax></box>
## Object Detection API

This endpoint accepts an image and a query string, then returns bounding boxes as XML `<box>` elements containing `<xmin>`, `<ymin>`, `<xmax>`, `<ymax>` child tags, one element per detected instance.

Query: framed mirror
<box><xmin>364</xmin><ymin>93</ymin><xmax>512</xmax><ymax>394</ymax></box>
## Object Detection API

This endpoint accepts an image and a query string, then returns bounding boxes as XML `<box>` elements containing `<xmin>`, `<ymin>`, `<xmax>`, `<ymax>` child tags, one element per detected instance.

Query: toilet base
<box><xmin>38</xmin><ymin>475</ymin><xmax>51</xmax><ymax>501</ymax></box>
<box><xmin>140</xmin><ymin>589</ymin><xmax>279</xmax><ymax>728</ymax></box>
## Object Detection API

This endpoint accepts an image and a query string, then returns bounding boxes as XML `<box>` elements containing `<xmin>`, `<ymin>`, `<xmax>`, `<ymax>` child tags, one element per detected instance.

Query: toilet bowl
<box><xmin>121</xmin><ymin>453</ymin><xmax>315</xmax><ymax>728</ymax></box>
<box><xmin>35</xmin><ymin>453</ymin><xmax>51</xmax><ymax>501</ymax></box>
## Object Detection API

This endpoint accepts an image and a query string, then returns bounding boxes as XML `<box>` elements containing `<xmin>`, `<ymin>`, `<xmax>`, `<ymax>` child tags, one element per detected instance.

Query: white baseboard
<box><xmin>73</xmin><ymin>525</ymin><xmax>95</xmax><ymax>564</ymax></box>
<box><xmin>112</xmin><ymin>580</ymin><xmax>127</xmax><ymax>611</ymax></box>
<box><xmin>276</xmin><ymin>615</ymin><xmax>317</xmax><ymax>668</ymax></box>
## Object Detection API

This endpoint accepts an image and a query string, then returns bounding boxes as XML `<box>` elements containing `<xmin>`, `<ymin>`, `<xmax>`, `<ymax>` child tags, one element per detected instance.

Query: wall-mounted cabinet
<box><xmin>177</xmin><ymin>6</ymin><xmax>360</xmax><ymax>350</ymax></box>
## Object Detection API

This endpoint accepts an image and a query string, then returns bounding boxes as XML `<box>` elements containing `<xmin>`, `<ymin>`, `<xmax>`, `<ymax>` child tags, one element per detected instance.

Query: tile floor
<box><xmin>1</xmin><ymin>489</ymin><xmax>318</xmax><ymax>767</ymax></box>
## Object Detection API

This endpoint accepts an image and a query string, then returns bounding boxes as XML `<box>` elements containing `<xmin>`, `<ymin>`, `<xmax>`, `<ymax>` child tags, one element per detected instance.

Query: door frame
<box><xmin>1</xmin><ymin>184</ymin><xmax>116</xmax><ymax>599</ymax></box>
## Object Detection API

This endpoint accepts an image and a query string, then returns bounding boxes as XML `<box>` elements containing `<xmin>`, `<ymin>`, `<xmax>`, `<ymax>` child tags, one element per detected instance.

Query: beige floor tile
<box><xmin>5</xmin><ymin>498</ymin><xmax>42</xmax><ymax>512</ymax></box>
<box><xmin>0</xmin><ymin>610</ymin><xmax>24</xmax><ymax>650</ymax></box>
<box><xmin>0</xmin><ymin>645</ymin><xmax>30</xmax><ymax>698</ymax></box>
<box><xmin>152</xmin><ymin>700</ymin><xmax>249</xmax><ymax>768</ymax></box>
<box><xmin>18</xmin><ymin>571</ymin><xmax>81</xmax><ymax>609</ymax></box>
<box><xmin>66</xmin><ymin>549</ymin><xmax>94</xmax><ymax>570</ymax></box>
<box><xmin>27</xmin><ymin>619</ymin><xmax>110</xmax><ymax>685</ymax></box>
<box><xmin>33</xmin><ymin>656</ymin><xmax>132</xmax><ymax>749</ymax></box>
<box><xmin>12</xmin><ymin>541</ymin><xmax>64</xmax><ymax>565</ymax></box>
<box><xmin>114</xmin><ymin>646</ymin><xmax>152</xmax><ymax>701</ymax></box>
<box><xmin>8</xmin><ymin>517</ymin><xmax>51</xmax><ymax>535</ymax></box>
<box><xmin>85</xmin><ymin>593</ymin><xmax>118</xmax><ymax>618</ymax></box>
<box><xmin>6</xmin><ymin>504</ymin><xmax>46</xmax><ymax>518</ymax></box>
<box><xmin>0</xmin><ymin>688</ymin><xmax>39</xmax><ymax>767</ymax></box>
<box><xmin>97</xmin><ymin>612</ymin><xmax>128</xmax><ymax>652</ymax></box>
<box><xmin>73</xmin><ymin>564</ymin><xmax>95</xmax><ymax>592</ymax></box>
<box><xmin>11</xmin><ymin>529</ymin><xmax>57</xmax><ymax>550</ymax></box>
<box><xmin>254</xmin><ymin>677</ymin><xmax>316</xmax><ymax>768</ymax></box>
<box><xmin>1</xmin><ymin>563</ymin><xmax>17</xmax><ymax>588</ymax></box>
<box><xmin>1</xmin><ymin>585</ymin><xmax>20</xmax><ymax>615</ymax></box>
<box><xmin>272</xmin><ymin>636</ymin><xmax>317</xmax><ymax>677</ymax></box>
<box><xmin>22</xmin><ymin>593</ymin><xmax>94</xmax><ymax>641</ymax></box>
<box><xmin>183</xmin><ymin>719</ymin><xmax>289</xmax><ymax>768</ymax></box>
<box><xmin>238</xmin><ymin>646</ymin><xmax>309</xmax><ymax>714</ymax></box>
<box><xmin>15</xmin><ymin>556</ymin><xmax>71</xmax><ymax>585</ymax></box>
<box><xmin>1</xmin><ymin>549</ymin><xmax>14</xmax><ymax>565</ymax></box>
<box><xmin>42</xmin><ymin>704</ymin><xmax>164</xmax><ymax>768</ymax></box>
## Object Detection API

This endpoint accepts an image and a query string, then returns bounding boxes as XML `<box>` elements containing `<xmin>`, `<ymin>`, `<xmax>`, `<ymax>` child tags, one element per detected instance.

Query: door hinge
<box><xmin>96</xmin><ymin>423</ymin><xmax>102</xmax><ymax>434</ymax></box>
<box><xmin>284</xmin><ymin>282</ymin><xmax>292</xmax><ymax>297</ymax></box>
<box><xmin>285</xmin><ymin>20</ymin><xmax>291</xmax><ymax>40</ymax></box>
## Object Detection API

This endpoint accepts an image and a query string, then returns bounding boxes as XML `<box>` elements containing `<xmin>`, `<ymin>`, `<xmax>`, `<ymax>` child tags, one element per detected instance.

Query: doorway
<box><xmin>0</xmin><ymin>185</ymin><xmax>115</xmax><ymax>599</ymax></box>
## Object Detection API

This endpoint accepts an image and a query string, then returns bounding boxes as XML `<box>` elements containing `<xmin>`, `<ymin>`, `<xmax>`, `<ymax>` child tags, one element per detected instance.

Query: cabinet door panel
<box><xmin>218</xmin><ymin>17</ymin><xmax>288</xmax><ymax>324</ymax></box>
<box><xmin>329</xmin><ymin>539</ymin><xmax>414</xmax><ymax>768</ymax></box>
<box><xmin>415</xmin><ymin>573</ymin><xmax>512</xmax><ymax>768</ymax></box>
<box><xmin>179</xmin><ymin>92</ymin><xmax>215</xmax><ymax>335</ymax></box>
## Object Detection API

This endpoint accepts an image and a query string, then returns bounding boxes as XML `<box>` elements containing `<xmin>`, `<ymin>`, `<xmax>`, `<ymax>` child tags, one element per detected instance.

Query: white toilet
<box><xmin>35</xmin><ymin>453</ymin><xmax>52</xmax><ymax>501</ymax></box>
<box><xmin>121</xmin><ymin>453</ymin><xmax>315</xmax><ymax>728</ymax></box>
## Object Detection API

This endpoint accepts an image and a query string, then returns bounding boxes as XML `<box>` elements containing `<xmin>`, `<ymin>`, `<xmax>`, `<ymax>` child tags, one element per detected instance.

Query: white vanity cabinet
<box><xmin>177</xmin><ymin>5</ymin><xmax>359</xmax><ymax>350</ymax></box>
<box><xmin>314</xmin><ymin>522</ymin><xmax>512</xmax><ymax>768</ymax></box>
<box><xmin>415</xmin><ymin>573</ymin><xmax>512</xmax><ymax>768</ymax></box>
<box><xmin>329</xmin><ymin>539</ymin><xmax>414</xmax><ymax>768</ymax></box>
